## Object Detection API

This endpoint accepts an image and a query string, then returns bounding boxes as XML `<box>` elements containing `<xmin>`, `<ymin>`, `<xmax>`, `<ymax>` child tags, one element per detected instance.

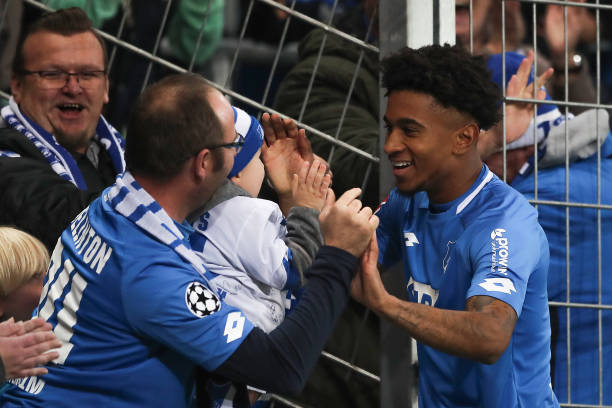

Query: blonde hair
<box><xmin>0</xmin><ymin>227</ymin><xmax>49</xmax><ymax>297</ymax></box>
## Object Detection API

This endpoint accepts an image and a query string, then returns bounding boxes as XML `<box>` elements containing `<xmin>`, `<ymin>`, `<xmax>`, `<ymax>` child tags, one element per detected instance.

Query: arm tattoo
<box><xmin>467</xmin><ymin>295</ymin><xmax>518</xmax><ymax>335</ymax></box>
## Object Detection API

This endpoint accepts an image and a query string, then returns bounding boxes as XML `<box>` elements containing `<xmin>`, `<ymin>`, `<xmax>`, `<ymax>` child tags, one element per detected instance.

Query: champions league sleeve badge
<box><xmin>185</xmin><ymin>281</ymin><xmax>221</xmax><ymax>317</ymax></box>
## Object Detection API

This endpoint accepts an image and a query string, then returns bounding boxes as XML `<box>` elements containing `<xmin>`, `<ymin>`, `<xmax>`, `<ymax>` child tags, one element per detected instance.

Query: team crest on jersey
<box><xmin>185</xmin><ymin>281</ymin><xmax>221</xmax><ymax>317</ymax></box>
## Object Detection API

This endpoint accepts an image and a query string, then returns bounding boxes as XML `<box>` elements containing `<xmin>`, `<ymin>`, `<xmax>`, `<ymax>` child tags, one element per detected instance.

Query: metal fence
<box><xmin>1</xmin><ymin>0</ymin><xmax>610</xmax><ymax>407</ymax></box>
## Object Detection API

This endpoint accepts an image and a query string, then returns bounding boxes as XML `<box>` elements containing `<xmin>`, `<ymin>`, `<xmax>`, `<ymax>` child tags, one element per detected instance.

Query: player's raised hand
<box><xmin>291</xmin><ymin>159</ymin><xmax>332</xmax><ymax>211</ymax></box>
<box><xmin>0</xmin><ymin>318</ymin><xmax>61</xmax><ymax>379</ymax></box>
<box><xmin>319</xmin><ymin>188</ymin><xmax>379</xmax><ymax>258</ymax></box>
<box><xmin>351</xmin><ymin>231</ymin><xmax>389</xmax><ymax>312</ymax></box>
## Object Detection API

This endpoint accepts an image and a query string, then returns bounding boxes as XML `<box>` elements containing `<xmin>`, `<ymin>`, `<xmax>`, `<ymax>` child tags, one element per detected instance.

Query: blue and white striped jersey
<box><xmin>377</xmin><ymin>165</ymin><xmax>559</xmax><ymax>408</ymax></box>
<box><xmin>1</xmin><ymin>190</ymin><xmax>253</xmax><ymax>407</ymax></box>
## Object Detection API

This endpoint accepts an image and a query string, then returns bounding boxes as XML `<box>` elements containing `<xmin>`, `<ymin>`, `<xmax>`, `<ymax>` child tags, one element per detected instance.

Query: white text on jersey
<box><xmin>70</xmin><ymin>210</ymin><xmax>113</xmax><ymax>275</ymax></box>
<box><xmin>404</xmin><ymin>232</ymin><xmax>420</xmax><ymax>247</ymax></box>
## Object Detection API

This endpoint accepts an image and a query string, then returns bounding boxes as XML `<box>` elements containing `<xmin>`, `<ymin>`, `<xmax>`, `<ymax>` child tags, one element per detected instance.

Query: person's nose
<box><xmin>62</xmin><ymin>73</ymin><xmax>83</xmax><ymax>94</ymax></box>
<box><xmin>384</xmin><ymin>128</ymin><xmax>405</xmax><ymax>156</ymax></box>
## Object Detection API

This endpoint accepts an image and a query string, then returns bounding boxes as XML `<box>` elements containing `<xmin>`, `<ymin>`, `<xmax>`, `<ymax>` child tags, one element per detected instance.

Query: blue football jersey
<box><xmin>512</xmin><ymin>135</ymin><xmax>612</xmax><ymax>405</ymax></box>
<box><xmin>377</xmin><ymin>165</ymin><xmax>559</xmax><ymax>408</ymax></box>
<box><xmin>1</xmin><ymin>191</ymin><xmax>254</xmax><ymax>407</ymax></box>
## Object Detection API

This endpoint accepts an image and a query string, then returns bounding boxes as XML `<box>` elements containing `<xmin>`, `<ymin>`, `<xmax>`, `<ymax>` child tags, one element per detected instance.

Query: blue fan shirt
<box><xmin>376</xmin><ymin>165</ymin><xmax>559</xmax><ymax>408</ymax></box>
<box><xmin>512</xmin><ymin>135</ymin><xmax>612</xmax><ymax>405</ymax></box>
<box><xmin>1</xmin><ymin>190</ymin><xmax>254</xmax><ymax>407</ymax></box>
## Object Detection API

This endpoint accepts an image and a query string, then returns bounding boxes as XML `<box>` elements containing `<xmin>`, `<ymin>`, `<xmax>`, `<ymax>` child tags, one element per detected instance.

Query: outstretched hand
<box><xmin>261</xmin><ymin>113</ymin><xmax>315</xmax><ymax>197</ymax></box>
<box><xmin>351</xmin><ymin>230</ymin><xmax>388</xmax><ymax>312</ymax></box>
<box><xmin>0</xmin><ymin>317</ymin><xmax>61</xmax><ymax>379</ymax></box>
<box><xmin>319</xmin><ymin>188</ymin><xmax>378</xmax><ymax>258</ymax></box>
<box><xmin>544</xmin><ymin>2</ymin><xmax>586</xmax><ymax>60</ymax></box>
<box><xmin>291</xmin><ymin>159</ymin><xmax>332</xmax><ymax>211</ymax></box>
<box><xmin>479</xmin><ymin>50</ymin><xmax>553</xmax><ymax>159</ymax></box>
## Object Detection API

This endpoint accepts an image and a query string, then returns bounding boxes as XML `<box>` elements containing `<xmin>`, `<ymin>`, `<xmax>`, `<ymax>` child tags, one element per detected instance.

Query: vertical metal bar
<box><xmin>469</xmin><ymin>0</ymin><xmax>473</xmax><ymax>53</ymax></box>
<box><xmin>594</xmin><ymin>2</ymin><xmax>603</xmax><ymax>404</ymax></box>
<box><xmin>140</xmin><ymin>0</ymin><xmax>174</xmax><ymax>92</ymax></box>
<box><xmin>296</xmin><ymin>0</ymin><xmax>340</xmax><ymax>122</ymax></box>
<box><xmin>224</xmin><ymin>0</ymin><xmax>255</xmax><ymax>89</ymax></box>
<box><xmin>259</xmin><ymin>0</ymin><xmax>297</xmax><ymax>107</ymax></box>
<box><xmin>187</xmin><ymin>0</ymin><xmax>214</xmax><ymax>72</ymax></box>
<box><xmin>532</xmin><ymin>2</ymin><xmax>538</xmax><ymax>204</ymax></box>
<box><xmin>501</xmin><ymin>0</ymin><xmax>507</xmax><ymax>183</ymax></box>
<box><xmin>563</xmin><ymin>3</ymin><xmax>572</xmax><ymax>403</ymax></box>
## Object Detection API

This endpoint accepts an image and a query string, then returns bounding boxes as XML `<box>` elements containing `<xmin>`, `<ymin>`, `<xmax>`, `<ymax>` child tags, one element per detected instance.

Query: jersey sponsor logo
<box><xmin>478</xmin><ymin>277</ymin><xmax>517</xmax><ymax>294</ymax></box>
<box><xmin>404</xmin><ymin>232</ymin><xmax>419</xmax><ymax>247</ymax></box>
<box><xmin>407</xmin><ymin>277</ymin><xmax>439</xmax><ymax>306</ymax></box>
<box><xmin>442</xmin><ymin>241</ymin><xmax>456</xmax><ymax>273</ymax></box>
<box><xmin>9</xmin><ymin>376</ymin><xmax>46</xmax><ymax>394</ymax></box>
<box><xmin>224</xmin><ymin>311</ymin><xmax>246</xmax><ymax>343</ymax></box>
<box><xmin>490</xmin><ymin>228</ymin><xmax>509</xmax><ymax>276</ymax></box>
<box><xmin>185</xmin><ymin>281</ymin><xmax>221</xmax><ymax>318</ymax></box>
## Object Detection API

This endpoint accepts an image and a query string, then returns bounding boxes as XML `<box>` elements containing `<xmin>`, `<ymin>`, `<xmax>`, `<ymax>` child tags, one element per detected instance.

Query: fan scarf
<box><xmin>0</xmin><ymin>96</ymin><xmax>125</xmax><ymax>189</ymax></box>
<box><xmin>106</xmin><ymin>171</ymin><xmax>211</xmax><ymax>281</ymax></box>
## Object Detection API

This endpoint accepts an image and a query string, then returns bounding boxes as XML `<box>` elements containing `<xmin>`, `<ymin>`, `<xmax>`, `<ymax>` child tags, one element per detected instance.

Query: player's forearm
<box><xmin>377</xmin><ymin>295</ymin><xmax>512</xmax><ymax>364</ymax></box>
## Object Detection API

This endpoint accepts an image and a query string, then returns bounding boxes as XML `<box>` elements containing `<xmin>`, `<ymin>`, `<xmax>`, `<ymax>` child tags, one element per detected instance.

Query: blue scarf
<box><xmin>1</xmin><ymin>96</ymin><xmax>125</xmax><ymax>189</ymax></box>
<box><xmin>106</xmin><ymin>171</ymin><xmax>211</xmax><ymax>281</ymax></box>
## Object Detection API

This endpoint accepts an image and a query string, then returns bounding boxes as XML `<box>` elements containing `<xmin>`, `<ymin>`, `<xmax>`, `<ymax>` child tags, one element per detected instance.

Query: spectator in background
<box><xmin>483</xmin><ymin>51</ymin><xmax>612</xmax><ymax>406</ymax></box>
<box><xmin>46</xmin><ymin>0</ymin><xmax>225</xmax><ymax>130</ymax></box>
<box><xmin>273</xmin><ymin>4</ymin><xmax>380</xmax><ymax>407</ymax></box>
<box><xmin>190</xmin><ymin>109</ymin><xmax>330</xmax><ymax>407</ymax></box>
<box><xmin>456</xmin><ymin>0</ymin><xmax>598</xmax><ymax>115</ymax></box>
<box><xmin>0</xmin><ymin>227</ymin><xmax>48</xmax><ymax>322</ymax></box>
<box><xmin>0</xmin><ymin>227</ymin><xmax>60</xmax><ymax>386</ymax></box>
<box><xmin>0</xmin><ymin>8</ymin><xmax>125</xmax><ymax>252</ymax></box>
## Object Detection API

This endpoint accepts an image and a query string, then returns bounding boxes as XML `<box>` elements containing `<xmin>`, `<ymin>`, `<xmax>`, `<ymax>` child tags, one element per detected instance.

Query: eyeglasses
<box><xmin>20</xmin><ymin>69</ymin><xmax>106</xmax><ymax>89</ymax></box>
<box><xmin>206</xmin><ymin>132</ymin><xmax>245</xmax><ymax>153</ymax></box>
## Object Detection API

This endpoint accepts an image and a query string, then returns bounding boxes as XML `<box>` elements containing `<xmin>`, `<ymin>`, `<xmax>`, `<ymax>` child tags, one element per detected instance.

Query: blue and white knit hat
<box><xmin>487</xmin><ymin>52</ymin><xmax>566</xmax><ymax>150</ymax></box>
<box><xmin>228</xmin><ymin>106</ymin><xmax>264</xmax><ymax>178</ymax></box>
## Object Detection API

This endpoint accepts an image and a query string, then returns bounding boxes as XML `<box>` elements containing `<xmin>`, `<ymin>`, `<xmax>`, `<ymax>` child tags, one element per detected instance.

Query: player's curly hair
<box><xmin>381</xmin><ymin>44</ymin><xmax>501</xmax><ymax>130</ymax></box>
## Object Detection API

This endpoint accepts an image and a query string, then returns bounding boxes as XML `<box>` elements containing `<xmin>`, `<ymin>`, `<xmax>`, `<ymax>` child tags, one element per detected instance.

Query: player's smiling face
<box><xmin>384</xmin><ymin>90</ymin><xmax>469</xmax><ymax>202</ymax></box>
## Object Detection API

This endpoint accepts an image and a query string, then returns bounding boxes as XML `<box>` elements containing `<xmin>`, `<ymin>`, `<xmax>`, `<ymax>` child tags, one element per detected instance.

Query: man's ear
<box><xmin>10</xmin><ymin>76</ymin><xmax>23</xmax><ymax>103</ymax></box>
<box><xmin>452</xmin><ymin>123</ymin><xmax>479</xmax><ymax>155</ymax></box>
<box><xmin>193</xmin><ymin>148</ymin><xmax>212</xmax><ymax>180</ymax></box>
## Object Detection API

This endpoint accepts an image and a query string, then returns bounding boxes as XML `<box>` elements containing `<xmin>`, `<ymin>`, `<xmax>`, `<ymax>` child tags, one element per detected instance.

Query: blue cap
<box><xmin>228</xmin><ymin>106</ymin><xmax>264</xmax><ymax>178</ymax></box>
<box><xmin>486</xmin><ymin>52</ymin><xmax>564</xmax><ymax>150</ymax></box>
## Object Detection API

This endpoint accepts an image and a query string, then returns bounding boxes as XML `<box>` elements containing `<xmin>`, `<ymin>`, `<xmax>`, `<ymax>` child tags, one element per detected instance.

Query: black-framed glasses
<box><xmin>20</xmin><ymin>69</ymin><xmax>106</xmax><ymax>89</ymax></box>
<box><xmin>206</xmin><ymin>132</ymin><xmax>245</xmax><ymax>153</ymax></box>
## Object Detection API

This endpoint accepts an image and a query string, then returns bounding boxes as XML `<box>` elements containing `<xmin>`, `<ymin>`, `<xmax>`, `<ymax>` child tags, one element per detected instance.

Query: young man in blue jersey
<box><xmin>0</xmin><ymin>73</ymin><xmax>379</xmax><ymax>407</ymax></box>
<box><xmin>484</xmin><ymin>52</ymin><xmax>612</xmax><ymax>406</ymax></box>
<box><xmin>351</xmin><ymin>44</ymin><xmax>560</xmax><ymax>407</ymax></box>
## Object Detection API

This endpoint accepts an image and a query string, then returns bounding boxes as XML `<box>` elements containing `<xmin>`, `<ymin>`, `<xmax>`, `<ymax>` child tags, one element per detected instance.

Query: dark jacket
<box><xmin>274</xmin><ymin>28</ymin><xmax>380</xmax><ymax>208</ymax></box>
<box><xmin>0</xmin><ymin>127</ymin><xmax>117</xmax><ymax>251</ymax></box>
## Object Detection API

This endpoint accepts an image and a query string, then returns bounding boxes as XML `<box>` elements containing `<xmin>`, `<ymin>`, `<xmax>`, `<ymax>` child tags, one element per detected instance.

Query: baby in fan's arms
<box><xmin>188</xmin><ymin>106</ymin><xmax>331</xmax><ymax>406</ymax></box>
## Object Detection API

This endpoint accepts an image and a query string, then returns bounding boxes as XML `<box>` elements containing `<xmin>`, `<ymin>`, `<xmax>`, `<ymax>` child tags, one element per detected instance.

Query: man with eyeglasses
<box><xmin>1</xmin><ymin>72</ymin><xmax>379</xmax><ymax>408</ymax></box>
<box><xmin>0</xmin><ymin>7</ymin><xmax>125</xmax><ymax>251</ymax></box>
